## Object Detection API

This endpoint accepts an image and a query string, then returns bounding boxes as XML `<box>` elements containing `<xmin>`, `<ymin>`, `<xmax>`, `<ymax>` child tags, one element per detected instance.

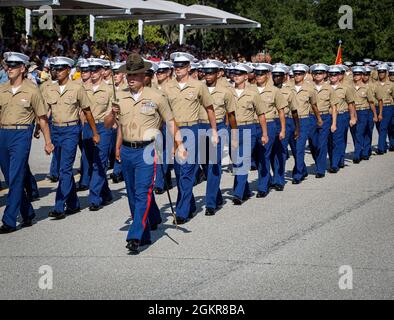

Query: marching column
<box><xmin>289</xmin><ymin>64</ymin><xmax>322</xmax><ymax>184</ymax></box>
<box><xmin>310</xmin><ymin>63</ymin><xmax>339</xmax><ymax>178</ymax></box>
<box><xmin>200</xmin><ymin>60</ymin><xmax>238</xmax><ymax>215</ymax></box>
<box><xmin>162</xmin><ymin>52</ymin><xmax>217</xmax><ymax>224</ymax></box>
<box><xmin>254</xmin><ymin>63</ymin><xmax>287</xmax><ymax>197</ymax></box>
<box><xmin>45</xmin><ymin>56</ymin><xmax>100</xmax><ymax>219</ymax></box>
<box><xmin>0</xmin><ymin>52</ymin><xmax>53</xmax><ymax>233</ymax></box>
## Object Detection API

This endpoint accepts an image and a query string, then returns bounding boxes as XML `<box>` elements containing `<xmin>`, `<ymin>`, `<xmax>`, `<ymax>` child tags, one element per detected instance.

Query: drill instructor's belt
<box><xmin>0</xmin><ymin>124</ymin><xmax>32</xmax><ymax>130</ymax></box>
<box><xmin>52</xmin><ymin>120</ymin><xmax>80</xmax><ymax>127</ymax></box>
<box><xmin>122</xmin><ymin>140</ymin><xmax>154</xmax><ymax>149</ymax></box>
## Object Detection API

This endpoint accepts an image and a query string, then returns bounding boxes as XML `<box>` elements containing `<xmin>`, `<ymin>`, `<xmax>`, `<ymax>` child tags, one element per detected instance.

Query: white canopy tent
<box><xmin>21</xmin><ymin>0</ymin><xmax>222</xmax><ymax>41</ymax></box>
<box><xmin>144</xmin><ymin>4</ymin><xmax>261</xmax><ymax>43</ymax></box>
<box><xmin>94</xmin><ymin>0</ymin><xmax>221</xmax><ymax>44</ymax></box>
<box><xmin>0</xmin><ymin>0</ymin><xmax>60</xmax><ymax>6</ymax></box>
<box><xmin>1</xmin><ymin>0</ymin><xmax>260</xmax><ymax>44</ymax></box>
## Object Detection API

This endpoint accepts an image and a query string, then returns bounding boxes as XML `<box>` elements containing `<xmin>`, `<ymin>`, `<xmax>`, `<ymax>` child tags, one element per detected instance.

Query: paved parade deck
<box><xmin>0</xmin><ymin>131</ymin><xmax>393</xmax><ymax>300</ymax></box>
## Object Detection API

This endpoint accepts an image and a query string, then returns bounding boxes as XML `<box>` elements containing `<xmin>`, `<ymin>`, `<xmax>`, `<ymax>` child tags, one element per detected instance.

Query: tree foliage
<box><xmin>174</xmin><ymin>0</ymin><xmax>394</xmax><ymax>64</ymax></box>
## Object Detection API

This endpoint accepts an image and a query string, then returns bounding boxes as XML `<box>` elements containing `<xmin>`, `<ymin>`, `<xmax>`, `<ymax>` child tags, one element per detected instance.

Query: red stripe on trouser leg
<box><xmin>142</xmin><ymin>153</ymin><xmax>157</xmax><ymax>229</ymax></box>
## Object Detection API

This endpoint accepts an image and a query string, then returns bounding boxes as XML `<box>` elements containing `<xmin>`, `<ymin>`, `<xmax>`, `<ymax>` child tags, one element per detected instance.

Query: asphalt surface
<box><xmin>0</xmin><ymin>129</ymin><xmax>393</xmax><ymax>300</ymax></box>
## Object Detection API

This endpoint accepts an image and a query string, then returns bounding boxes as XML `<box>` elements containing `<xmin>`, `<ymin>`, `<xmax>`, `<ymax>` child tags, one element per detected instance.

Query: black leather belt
<box><xmin>122</xmin><ymin>140</ymin><xmax>153</xmax><ymax>149</ymax></box>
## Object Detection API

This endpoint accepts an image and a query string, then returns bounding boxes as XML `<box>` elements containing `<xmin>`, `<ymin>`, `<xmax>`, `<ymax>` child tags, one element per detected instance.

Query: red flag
<box><xmin>335</xmin><ymin>42</ymin><xmax>342</xmax><ymax>65</ymax></box>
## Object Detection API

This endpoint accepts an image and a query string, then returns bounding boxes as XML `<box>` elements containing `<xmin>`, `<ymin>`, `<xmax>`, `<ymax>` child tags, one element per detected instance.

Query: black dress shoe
<box><xmin>47</xmin><ymin>176</ymin><xmax>59</xmax><ymax>183</ymax></box>
<box><xmin>389</xmin><ymin>147</ymin><xmax>394</xmax><ymax>152</ymax></box>
<box><xmin>76</xmin><ymin>185</ymin><xmax>88</xmax><ymax>192</ymax></box>
<box><xmin>154</xmin><ymin>187</ymin><xmax>165</xmax><ymax>195</ymax></box>
<box><xmin>353</xmin><ymin>159</ymin><xmax>361</xmax><ymax>164</ymax></box>
<box><xmin>274</xmin><ymin>185</ymin><xmax>284</xmax><ymax>191</ymax></box>
<box><xmin>48</xmin><ymin>211</ymin><xmax>66</xmax><ymax>220</ymax></box>
<box><xmin>111</xmin><ymin>175</ymin><xmax>124</xmax><ymax>183</ymax></box>
<box><xmin>89</xmin><ymin>204</ymin><xmax>102</xmax><ymax>211</ymax></box>
<box><xmin>328</xmin><ymin>168</ymin><xmax>339</xmax><ymax>174</ymax></box>
<box><xmin>65</xmin><ymin>207</ymin><xmax>81</xmax><ymax>215</ymax></box>
<box><xmin>126</xmin><ymin>240</ymin><xmax>140</xmax><ymax>255</ymax></box>
<box><xmin>316</xmin><ymin>173</ymin><xmax>325</xmax><ymax>179</ymax></box>
<box><xmin>376</xmin><ymin>150</ymin><xmax>385</xmax><ymax>155</ymax></box>
<box><xmin>20</xmin><ymin>219</ymin><xmax>34</xmax><ymax>228</ymax></box>
<box><xmin>173</xmin><ymin>216</ymin><xmax>187</xmax><ymax>225</ymax></box>
<box><xmin>256</xmin><ymin>191</ymin><xmax>269</xmax><ymax>198</ymax></box>
<box><xmin>292</xmin><ymin>179</ymin><xmax>301</xmax><ymax>185</ymax></box>
<box><xmin>339</xmin><ymin>164</ymin><xmax>345</xmax><ymax>169</ymax></box>
<box><xmin>205</xmin><ymin>208</ymin><xmax>215</xmax><ymax>216</ymax></box>
<box><xmin>362</xmin><ymin>156</ymin><xmax>370</xmax><ymax>161</ymax></box>
<box><xmin>232</xmin><ymin>197</ymin><xmax>242</xmax><ymax>205</ymax></box>
<box><xmin>0</xmin><ymin>224</ymin><xmax>17</xmax><ymax>234</ymax></box>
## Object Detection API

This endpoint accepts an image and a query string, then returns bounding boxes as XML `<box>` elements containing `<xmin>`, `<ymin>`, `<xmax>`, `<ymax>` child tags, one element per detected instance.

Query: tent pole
<box><xmin>179</xmin><ymin>24</ymin><xmax>185</xmax><ymax>45</ymax></box>
<box><xmin>138</xmin><ymin>19</ymin><xmax>144</xmax><ymax>37</ymax></box>
<box><xmin>25</xmin><ymin>8</ymin><xmax>32</xmax><ymax>37</ymax></box>
<box><xmin>89</xmin><ymin>14</ymin><xmax>95</xmax><ymax>40</ymax></box>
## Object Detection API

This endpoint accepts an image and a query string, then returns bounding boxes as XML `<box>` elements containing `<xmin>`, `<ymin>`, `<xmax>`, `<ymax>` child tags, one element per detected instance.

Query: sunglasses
<box><xmin>294</xmin><ymin>72</ymin><xmax>305</xmax><ymax>76</ymax></box>
<box><xmin>313</xmin><ymin>71</ymin><xmax>326</xmax><ymax>75</ymax></box>
<box><xmin>329</xmin><ymin>73</ymin><xmax>340</xmax><ymax>76</ymax></box>
<box><xmin>353</xmin><ymin>73</ymin><xmax>363</xmax><ymax>76</ymax></box>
